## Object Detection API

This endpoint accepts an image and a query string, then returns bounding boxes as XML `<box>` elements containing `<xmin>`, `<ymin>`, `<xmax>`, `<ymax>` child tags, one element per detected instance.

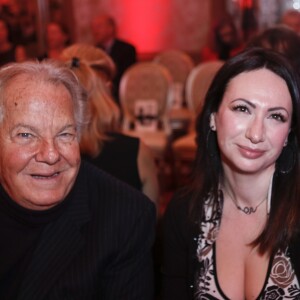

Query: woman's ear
<box><xmin>210</xmin><ymin>113</ymin><xmax>216</xmax><ymax>131</ymax></box>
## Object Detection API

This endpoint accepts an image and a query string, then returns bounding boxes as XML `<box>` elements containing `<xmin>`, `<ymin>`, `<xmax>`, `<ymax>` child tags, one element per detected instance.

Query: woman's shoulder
<box><xmin>166</xmin><ymin>188</ymin><xmax>192</xmax><ymax>210</ymax></box>
<box><xmin>163</xmin><ymin>188</ymin><xmax>194</xmax><ymax>229</ymax></box>
<box><xmin>289</xmin><ymin>229</ymin><xmax>300</xmax><ymax>278</ymax></box>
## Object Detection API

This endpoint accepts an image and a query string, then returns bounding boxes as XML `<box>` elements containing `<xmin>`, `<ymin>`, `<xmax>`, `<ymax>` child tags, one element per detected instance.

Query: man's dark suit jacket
<box><xmin>17</xmin><ymin>160</ymin><xmax>155</xmax><ymax>300</ymax></box>
<box><xmin>108</xmin><ymin>38</ymin><xmax>137</xmax><ymax>102</ymax></box>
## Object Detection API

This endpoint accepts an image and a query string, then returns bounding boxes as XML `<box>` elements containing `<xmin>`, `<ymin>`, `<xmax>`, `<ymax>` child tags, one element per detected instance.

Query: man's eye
<box><xmin>58</xmin><ymin>132</ymin><xmax>76</xmax><ymax>142</ymax></box>
<box><xmin>17</xmin><ymin>133</ymin><xmax>32</xmax><ymax>138</ymax></box>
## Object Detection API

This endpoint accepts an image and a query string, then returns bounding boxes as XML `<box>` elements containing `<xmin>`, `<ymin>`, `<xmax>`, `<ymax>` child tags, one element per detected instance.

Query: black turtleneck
<box><xmin>0</xmin><ymin>185</ymin><xmax>70</xmax><ymax>299</ymax></box>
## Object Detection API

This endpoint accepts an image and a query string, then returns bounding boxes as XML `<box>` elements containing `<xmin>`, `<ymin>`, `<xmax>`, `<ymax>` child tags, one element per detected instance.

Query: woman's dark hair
<box><xmin>190</xmin><ymin>47</ymin><xmax>300</xmax><ymax>254</ymax></box>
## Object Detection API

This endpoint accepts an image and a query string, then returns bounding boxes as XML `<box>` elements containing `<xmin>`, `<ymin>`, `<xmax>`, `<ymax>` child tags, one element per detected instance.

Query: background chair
<box><xmin>171</xmin><ymin>60</ymin><xmax>224</xmax><ymax>186</ymax></box>
<box><xmin>119</xmin><ymin>62</ymin><xmax>172</xmax><ymax>160</ymax></box>
<box><xmin>153</xmin><ymin>49</ymin><xmax>195</xmax><ymax>131</ymax></box>
<box><xmin>185</xmin><ymin>60</ymin><xmax>224</xmax><ymax>116</ymax></box>
<box><xmin>153</xmin><ymin>49</ymin><xmax>194</xmax><ymax>96</ymax></box>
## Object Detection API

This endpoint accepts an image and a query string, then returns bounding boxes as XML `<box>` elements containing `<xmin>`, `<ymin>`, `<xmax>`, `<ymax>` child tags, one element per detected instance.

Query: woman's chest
<box><xmin>194</xmin><ymin>202</ymin><xmax>300</xmax><ymax>299</ymax></box>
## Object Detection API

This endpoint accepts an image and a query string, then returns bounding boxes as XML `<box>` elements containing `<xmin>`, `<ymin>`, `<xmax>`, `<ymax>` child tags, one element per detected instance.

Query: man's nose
<box><xmin>35</xmin><ymin>139</ymin><xmax>60</xmax><ymax>164</ymax></box>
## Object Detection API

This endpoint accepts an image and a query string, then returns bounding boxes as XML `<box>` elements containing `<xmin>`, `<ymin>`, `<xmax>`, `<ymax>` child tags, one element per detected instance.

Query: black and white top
<box><xmin>195</xmin><ymin>192</ymin><xmax>300</xmax><ymax>299</ymax></box>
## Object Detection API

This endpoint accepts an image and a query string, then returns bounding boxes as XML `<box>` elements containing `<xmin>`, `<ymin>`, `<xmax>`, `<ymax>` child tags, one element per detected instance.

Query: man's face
<box><xmin>91</xmin><ymin>16</ymin><xmax>114</xmax><ymax>45</ymax></box>
<box><xmin>0</xmin><ymin>76</ymin><xmax>81</xmax><ymax>210</ymax></box>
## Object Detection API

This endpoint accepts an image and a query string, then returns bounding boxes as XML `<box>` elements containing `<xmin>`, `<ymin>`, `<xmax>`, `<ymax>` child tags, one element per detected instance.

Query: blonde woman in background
<box><xmin>60</xmin><ymin>43</ymin><xmax>159</xmax><ymax>206</ymax></box>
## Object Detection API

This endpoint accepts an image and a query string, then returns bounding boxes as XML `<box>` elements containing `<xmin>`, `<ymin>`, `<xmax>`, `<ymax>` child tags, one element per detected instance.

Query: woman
<box><xmin>60</xmin><ymin>43</ymin><xmax>159</xmax><ymax>205</ymax></box>
<box><xmin>162</xmin><ymin>48</ymin><xmax>300</xmax><ymax>299</ymax></box>
<box><xmin>200</xmin><ymin>16</ymin><xmax>243</xmax><ymax>62</ymax></box>
<box><xmin>0</xmin><ymin>17</ymin><xmax>26</xmax><ymax>66</ymax></box>
<box><xmin>39</xmin><ymin>22</ymin><xmax>69</xmax><ymax>60</ymax></box>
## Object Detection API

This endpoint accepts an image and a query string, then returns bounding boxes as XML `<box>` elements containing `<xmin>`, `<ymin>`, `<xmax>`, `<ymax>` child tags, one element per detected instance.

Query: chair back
<box><xmin>153</xmin><ymin>49</ymin><xmax>194</xmax><ymax>85</ymax></box>
<box><xmin>119</xmin><ymin>62</ymin><xmax>172</xmax><ymax>132</ymax></box>
<box><xmin>185</xmin><ymin>60</ymin><xmax>224</xmax><ymax>115</ymax></box>
<box><xmin>153</xmin><ymin>50</ymin><xmax>194</xmax><ymax>109</ymax></box>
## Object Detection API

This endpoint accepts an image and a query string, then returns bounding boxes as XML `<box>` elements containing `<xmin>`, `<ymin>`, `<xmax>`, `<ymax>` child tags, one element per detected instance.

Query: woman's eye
<box><xmin>270</xmin><ymin>113</ymin><xmax>287</xmax><ymax>123</ymax></box>
<box><xmin>232</xmin><ymin>105</ymin><xmax>249</xmax><ymax>113</ymax></box>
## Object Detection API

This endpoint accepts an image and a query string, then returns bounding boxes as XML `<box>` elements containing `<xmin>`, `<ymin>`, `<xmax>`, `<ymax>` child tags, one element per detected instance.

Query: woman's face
<box><xmin>46</xmin><ymin>23</ymin><xmax>66</xmax><ymax>49</ymax></box>
<box><xmin>211</xmin><ymin>68</ymin><xmax>293</xmax><ymax>175</ymax></box>
<box><xmin>219</xmin><ymin>24</ymin><xmax>235</xmax><ymax>45</ymax></box>
<box><xmin>0</xmin><ymin>20</ymin><xmax>8</xmax><ymax>43</ymax></box>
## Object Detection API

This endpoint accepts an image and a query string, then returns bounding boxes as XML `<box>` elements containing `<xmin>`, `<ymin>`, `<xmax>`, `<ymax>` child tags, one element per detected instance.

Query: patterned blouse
<box><xmin>194</xmin><ymin>192</ymin><xmax>300</xmax><ymax>299</ymax></box>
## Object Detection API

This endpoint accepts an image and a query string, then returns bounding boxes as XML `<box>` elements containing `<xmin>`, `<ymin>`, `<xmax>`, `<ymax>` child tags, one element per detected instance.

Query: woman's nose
<box><xmin>245</xmin><ymin>117</ymin><xmax>266</xmax><ymax>144</ymax></box>
<box><xmin>35</xmin><ymin>139</ymin><xmax>60</xmax><ymax>164</ymax></box>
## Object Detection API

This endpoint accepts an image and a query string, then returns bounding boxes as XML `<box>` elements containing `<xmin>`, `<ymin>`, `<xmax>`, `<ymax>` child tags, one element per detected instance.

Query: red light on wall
<box><xmin>240</xmin><ymin>0</ymin><xmax>253</xmax><ymax>8</ymax></box>
<box><xmin>117</xmin><ymin>0</ymin><xmax>172</xmax><ymax>53</ymax></box>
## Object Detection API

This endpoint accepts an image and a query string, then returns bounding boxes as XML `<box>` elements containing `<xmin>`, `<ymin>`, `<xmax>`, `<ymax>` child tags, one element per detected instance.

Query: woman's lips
<box><xmin>238</xmin><ymin>145</ymin><xmax>266</xmax><ymax>159</ymax></box>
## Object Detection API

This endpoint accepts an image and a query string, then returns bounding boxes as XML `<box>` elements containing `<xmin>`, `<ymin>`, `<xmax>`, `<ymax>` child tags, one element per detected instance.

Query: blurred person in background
<box><xmin>200</xmin><ymin>15</ymin><xmax>244</xmax><ymax>62</ymax></box>
<box><xmin>0</xmin><ymin>17</ymin><xmax>26</xmax><ymax>66</ymax></box>
<box><xmin>91</xmin><ymin>13</ymin><xmax>137</xmax><ymax>104</ymax></box>
<box><xmin>281</xmin><ymin>9</ymin><xmax>300</xmax><ymax>35</ymax></box>
<box><xmin>61</xmin><ymin>43</ymin><xmax>159</xmax><ymax>206</ymax></box>
<box><xmin>247</xmin><ymin>25</ymin><xmax>300</xmax><ymax>71</ymax></box>
<box><xmin>39</xmin><ymin>22</ymin><xmax>69</xmax><ymax>60</ymax></box>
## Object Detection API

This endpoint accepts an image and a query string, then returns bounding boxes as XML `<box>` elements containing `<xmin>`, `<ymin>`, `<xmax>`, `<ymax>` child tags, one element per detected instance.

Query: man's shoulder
<box><xmin>113</xmin><ymin>38</ymin><xmax>136</xmax><ymax>51</ymax></box>
<box><xmin>79</xmin><ymin>160</ymin><xmax>153</xmax><ymax>211</ymax></box>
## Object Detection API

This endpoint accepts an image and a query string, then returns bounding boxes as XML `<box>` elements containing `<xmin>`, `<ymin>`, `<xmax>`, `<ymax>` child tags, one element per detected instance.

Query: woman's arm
<box><xmin>161</xmin><ymin>193</ymin><xmax>192</xmax><ymax>300</ymax></box>
<box><xmin>138</xmin><ymin>141</ymin><xmax>160</xmax><ymax>207</ymax></box>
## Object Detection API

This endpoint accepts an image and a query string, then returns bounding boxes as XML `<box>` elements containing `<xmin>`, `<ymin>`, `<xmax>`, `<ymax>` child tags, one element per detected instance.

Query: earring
<box><xmin>206</xmin><ymin>128</ymin><xmax>221</xmax><ymax>175</ymax></box>
<box><xmin>206</xmin><ymin>128</ymin><xmax>218</xmax><ymax>157</ymax></box>
<box><xmin>276</xmin><ymin>142</ymin><xmax>296</xmax><ymax>175</ymax></box>
<box><xmin>209</xmin><ymin>114</ymin><xmax>216</xmax><ymax>131</ymax></box>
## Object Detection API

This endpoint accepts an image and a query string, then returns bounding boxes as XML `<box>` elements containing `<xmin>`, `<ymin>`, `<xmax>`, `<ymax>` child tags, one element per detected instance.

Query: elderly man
<box><xmin>0</xmin><ymin>60</ymin><xmax>155</xmax><ymax>299</ymax></box>
<box><xmin>91</xmin><ymin>13</ymin><xmax>137</xmax><ymax>103</ymax></box>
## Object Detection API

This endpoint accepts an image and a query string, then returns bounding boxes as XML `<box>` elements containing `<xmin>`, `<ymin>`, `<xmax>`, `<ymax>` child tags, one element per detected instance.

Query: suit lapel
<box><xmin>18</xmin><ymin>165</ymin><xmax>90</xmax><ymax>300</ymax></box>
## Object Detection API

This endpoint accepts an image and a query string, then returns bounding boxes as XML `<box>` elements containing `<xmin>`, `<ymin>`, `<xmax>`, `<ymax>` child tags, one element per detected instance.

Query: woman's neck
<box><xmin>221</xmin><ymin>166</ymin><xmax>274</xmax><ymax>207</ymax></box>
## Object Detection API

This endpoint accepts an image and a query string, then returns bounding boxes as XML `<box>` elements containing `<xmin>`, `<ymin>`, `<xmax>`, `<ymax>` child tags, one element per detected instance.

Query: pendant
<box><xmin>237</xmin><ymin>206</ymin><xmax>257</xmax><ymax>215</ymax></box>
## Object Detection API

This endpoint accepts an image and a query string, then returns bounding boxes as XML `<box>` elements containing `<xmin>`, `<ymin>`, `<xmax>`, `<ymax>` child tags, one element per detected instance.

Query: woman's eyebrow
<box><xmin>232</xmin><ymin>98</ymin><xmax>290</xmax><ymax>114</ymax></box>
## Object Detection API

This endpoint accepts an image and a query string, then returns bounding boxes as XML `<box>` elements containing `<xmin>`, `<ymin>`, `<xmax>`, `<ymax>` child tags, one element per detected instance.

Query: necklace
<box><xmin>227</xmin><ymin>193</ymin><xmax>267</xmax><ymax>215</ymax></box>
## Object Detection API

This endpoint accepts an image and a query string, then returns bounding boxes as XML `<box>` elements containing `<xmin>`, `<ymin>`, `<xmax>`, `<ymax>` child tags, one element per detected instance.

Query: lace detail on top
<box><xmin>194</xmin><ymin>193</ymin><xmax>300</xmax><ymax>299</ymax></box>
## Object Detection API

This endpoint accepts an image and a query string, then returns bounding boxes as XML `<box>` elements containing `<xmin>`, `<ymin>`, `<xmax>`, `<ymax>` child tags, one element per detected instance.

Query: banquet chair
<box><xmin>185</xmin><ymin>60</ymin><xmax>224</xmax><ymax>116</ymax></box>
<box><xmin>153</xmin><ymin>49</ymin><xmax>194</xmax><ymax>92</ymax></box>
<box><xmin>119</xmin><ymin>62</ymin><xmax>172</xmax><ymax>160</ymax></box>
<box><xmin>153</xmin><ymin>49</ymin><xmax>195</xmax><ymax>130</ymax></box>
<box><xmin>172</xmin><ymin>60</ymin><xmax>224</xmax><ymax>186</ymax></box>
